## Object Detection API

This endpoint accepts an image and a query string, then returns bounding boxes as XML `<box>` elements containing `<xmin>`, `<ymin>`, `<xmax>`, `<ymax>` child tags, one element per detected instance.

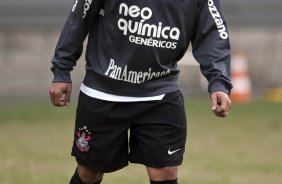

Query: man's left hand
<box><xmin>210</xmin><ymin>91</ymin><xmax>231</xmax><ymax>118</ymax></box>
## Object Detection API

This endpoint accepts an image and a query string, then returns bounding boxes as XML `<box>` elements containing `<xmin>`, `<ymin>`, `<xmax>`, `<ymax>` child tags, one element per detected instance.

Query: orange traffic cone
<box><xmin>230</xmin><ymin>52</ymin><xmax>252</xmax><ymax>103</ymax></box>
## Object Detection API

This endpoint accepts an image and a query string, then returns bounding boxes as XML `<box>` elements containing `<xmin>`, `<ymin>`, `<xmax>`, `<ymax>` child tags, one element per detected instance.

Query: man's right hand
<box><xmin>49</xmin><ymin>82</ymin><xmax>72</xmax><ymax>107</ymax></box>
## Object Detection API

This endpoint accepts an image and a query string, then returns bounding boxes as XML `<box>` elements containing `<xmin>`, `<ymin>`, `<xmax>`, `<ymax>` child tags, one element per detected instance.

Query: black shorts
<box><xmin>71</xmin><ymin>91</ymin><xmax>187</xmax><ymax>173</ymax></box>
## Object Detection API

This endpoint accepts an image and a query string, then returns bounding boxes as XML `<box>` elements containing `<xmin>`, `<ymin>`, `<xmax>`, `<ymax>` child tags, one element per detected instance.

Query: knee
<box><xmin>147</xmin><ymin>166</ymin><xmax>178</xmax><ymax>181</ymax></box>
<box><xmin>77</xmin><ymin>164</ymin><xmax>103</xmax><ymax>184</ymax></box>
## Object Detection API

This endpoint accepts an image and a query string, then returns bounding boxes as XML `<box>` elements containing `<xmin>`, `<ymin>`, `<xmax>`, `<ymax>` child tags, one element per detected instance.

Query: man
<box><xmin>50</xmin><ymin>0</ymin><xmax>232</xmax><ymax>183</ymax></box>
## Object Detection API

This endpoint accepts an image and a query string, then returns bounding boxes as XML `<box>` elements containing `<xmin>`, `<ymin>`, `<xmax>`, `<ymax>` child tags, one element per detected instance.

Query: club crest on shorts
<box><xmin>76</xmin><ymin>125</ymin><xmax>92</xmax><ymax>152</ymax></box>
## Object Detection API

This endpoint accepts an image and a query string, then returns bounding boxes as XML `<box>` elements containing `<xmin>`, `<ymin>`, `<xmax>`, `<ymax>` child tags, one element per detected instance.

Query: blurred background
<box><xmin>0</xmin><ymin>0</ymin><xmax>282</xmax><ymax>184</ymax></box>
<box><xmin>0</xmin><ymin>0</ymin><xmax>282</xmax><ymax>102</ymax></box>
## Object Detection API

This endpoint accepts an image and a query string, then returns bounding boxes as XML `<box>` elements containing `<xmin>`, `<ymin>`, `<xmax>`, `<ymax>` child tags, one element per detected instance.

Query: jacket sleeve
<box><xmin>191</xmin><ymin>0</ymin><xmax>233</xmax><ymax>94</ymax></box>
<box><xmin>51</xmin><ymin>0</ymin><xmax>102</xmax><ymax>83</ymax></box>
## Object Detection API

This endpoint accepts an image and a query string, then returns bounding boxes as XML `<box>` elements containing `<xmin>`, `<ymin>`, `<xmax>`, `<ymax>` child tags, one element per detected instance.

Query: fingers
<box><xmin>211</xmin><ymin>91</ymin><xmax>231</xmax><ymax>118</ymax></box>
<box><xmin>49</xmin><ymin>83</ymin><xmax>72</xmax><ymax>107</ymax></box>
<box><xmin>64</xmin><ymin>89</ymin><xmax>72</xmax><ymax>106</ymax></box>
<box><xmin>214</xmin><ymin>99</ymin><xmax>229</xmax><ymax>117</ymax></box>
<box><xmin>49</xmin><ymin>87</ymin><xmax>64</xmax><ymax>107</ymax></box>
<box><xmin>211</xmin><ymin>93</ymin><xmax>218</xmax><ymax>111</ymax></box>
<box><xmin>55</xmin><ymin>92</ymin><xmax>66</xmax><ymax>107</ymax></box>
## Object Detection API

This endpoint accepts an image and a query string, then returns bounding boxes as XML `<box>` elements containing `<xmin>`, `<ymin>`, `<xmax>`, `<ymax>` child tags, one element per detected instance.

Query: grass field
<box><xmin>0</xmin><ymin>99</ymin><xmax>282</xmax><ymax>184</ymax></box>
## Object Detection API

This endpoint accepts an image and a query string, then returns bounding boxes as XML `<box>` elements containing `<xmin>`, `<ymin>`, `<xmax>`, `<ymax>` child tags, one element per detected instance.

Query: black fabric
<box><xmin>128</xmin><ymin>91</ymin><xmax>187</xmax><ymax>167</ymax></box>
<box><xmin>71</xmin><ymin>91</ymin><xmax>187</xmax><ymax>172</ymax></box>
<box><xmin>51</xmin><ymin>0</ymin><xmax>233</xmax><ymax>96</ymax></box>
<box><xmin>69</xmin><ymin>169</ymin><xmax>102</xmax><ymax>184</ymax></box>
<box><xmin>93</xmin><ymin>180</ymin><xmax>102</xmax><ymax>184</ymax></box>
<box><xmin>70</xmin><ymin>170</ymin><xmax>84</xmax><ymax>184</ymax></box>
<box><xmin>150</xmin><ymin>179</ymin><xmax>178</xmax><ymax>184</ymax></box>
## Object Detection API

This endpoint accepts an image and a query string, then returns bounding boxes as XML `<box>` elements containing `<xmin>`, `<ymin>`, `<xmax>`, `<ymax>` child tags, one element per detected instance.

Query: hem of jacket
<box><xmin>83</xmin><ymin>70</ymin><xmax>181</xmax><ymax>97</ymax></box>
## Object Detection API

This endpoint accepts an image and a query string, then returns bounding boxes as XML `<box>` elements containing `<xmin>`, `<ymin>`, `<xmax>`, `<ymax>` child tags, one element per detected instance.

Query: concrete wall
<box><xmin>229</xmin><ymin>27</ymin><xmax>282</xmax><ymax>95</ymax></box>
<box><xmin>0</xmin><ymin>26</ymin><xmax>281</xmax><ymax>102</ymax></box>
<box><xmin>0</xmin><ymin>28</ymin><xmax>88</xmax><ymax>102</ymax></box>
<box><xmin>0</xmin><ymin>0</ymin><xmax>281</xmax><ymax>102</ymax></box>
<box><xmin>1</xmin><ymin>0</ymin><xmax>282</xmax><ymax>27</ymax></box>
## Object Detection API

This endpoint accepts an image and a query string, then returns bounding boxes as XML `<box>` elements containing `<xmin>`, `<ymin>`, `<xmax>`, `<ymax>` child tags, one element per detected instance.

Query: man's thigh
<box><xmin>129</xmin><ymin>91</ymin><xmax>187</xmax><ymax>168</ymax></box>
<box><xmin>71</xmin><ymin>92</ymin><xmax>131</xmax><ymax>173</ymax></box>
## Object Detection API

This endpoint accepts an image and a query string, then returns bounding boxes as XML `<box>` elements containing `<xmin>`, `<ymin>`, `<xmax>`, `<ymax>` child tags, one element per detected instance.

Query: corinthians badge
<box><xmin>76</xmin><ymin>125</ymin><xmax>92</xmax><ymax>152</ymax></box>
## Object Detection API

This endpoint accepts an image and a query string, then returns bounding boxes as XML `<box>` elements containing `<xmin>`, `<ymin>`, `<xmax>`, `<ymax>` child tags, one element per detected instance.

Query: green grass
<box><xmin>0</xmin><ymin>99</ymin><xmax>282</xmax><ymax>184</ymax></box>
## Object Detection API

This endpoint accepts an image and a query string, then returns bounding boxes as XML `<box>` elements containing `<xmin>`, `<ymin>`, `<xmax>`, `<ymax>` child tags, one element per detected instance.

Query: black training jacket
<box><xmin>51</xmin><ymin>0</ymin><xmax>233</xmax><ymax>96</ymax></box>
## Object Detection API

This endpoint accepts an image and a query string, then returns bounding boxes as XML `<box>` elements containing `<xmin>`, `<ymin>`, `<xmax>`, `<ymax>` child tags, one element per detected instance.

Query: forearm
<box><xmin>51</xmin><ymin>0</ymin><xmax>101</xmax><ymax>83</ymax></box>
<box><xmin>192</xmin><ymin>0</ymin><xmax>232</xmax><ymax>95</ymax></box>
